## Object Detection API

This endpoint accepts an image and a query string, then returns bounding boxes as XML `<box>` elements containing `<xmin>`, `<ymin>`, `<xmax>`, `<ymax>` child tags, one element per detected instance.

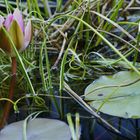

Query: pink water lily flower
<box><xmin>0</xmin><ymin>8</ymin><xmax>32</xmax><ymax>56</ymax></box>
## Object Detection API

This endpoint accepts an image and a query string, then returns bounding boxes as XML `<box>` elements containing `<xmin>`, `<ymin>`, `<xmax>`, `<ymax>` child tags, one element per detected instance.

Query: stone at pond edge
<box><xmin>0</xmin><ymin>118</ymin><xmax>71</xmax><ymax>140</ymax></box>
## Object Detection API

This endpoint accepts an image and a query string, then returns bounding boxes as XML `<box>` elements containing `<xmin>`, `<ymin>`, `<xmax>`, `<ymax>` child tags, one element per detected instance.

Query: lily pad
<box><xmin>84</xmin><ymin>71</ymin><xmax>140</xmax><ymax>118</ymax></box>
<box><xmin>0</xmin><ymin>118</ymin><xmax>71</xmax><ymax>140</ymax></box>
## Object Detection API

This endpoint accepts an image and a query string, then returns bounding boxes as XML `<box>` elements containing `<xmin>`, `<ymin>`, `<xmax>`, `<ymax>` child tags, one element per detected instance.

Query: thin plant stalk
<box><xmin>4</xmin><ymin>0</ymin><xmax>9</xmax><ymax>13</ymax></box>
<box><xmin>75</xmin><ymin>113</ymin><xmax>80</xmax><ymax>140</ymax></box>
<box><xmin>33</xmin><ymin>0</ymin><xmax>41</xmax><ymax>17</ymax></box>
<box><xmin>16</xmin><ymin>0</ymin><xmax>19</xmax><ymax>8</ymax></box>
<box><xmin>0</xmin><ymin>57</ymin><xmax>17</xmax><ymax>128</ymax></box>
<box><xmin>67</xmin><ymin>113</ymin><xmax>76</xmax><ymax>140</ymax></box>
<box><xmin>27</xmin><ymin>0</ymin><xmax>32</xmax><ymax>13</ymax></box>
<box><xmin>44</xmin><ymin>44</ymin><xmax>60</xmax><ymax>116</ymax></box>
<box><xmin>56</xmin><ymin>0</ymin><xmax>62</xmax><ymax>11</ymax></box>
<box><xmin>42</xmin><ymin>0</ymin><xmax>51</xmax><ymax>17</ymax></box>
<box><xmin>133</xmin><ymin>23</ymin><xmax>140</xmax><ymax>65</ymax></box>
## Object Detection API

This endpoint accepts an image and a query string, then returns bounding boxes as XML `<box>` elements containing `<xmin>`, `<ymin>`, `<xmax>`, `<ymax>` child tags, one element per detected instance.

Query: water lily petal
<box><xmin>22</xmin><ymin>20</ymin><xmax>32</xmax><ymax>51</ymax></box>
<box><xmin>0</xmin><ymin>27</ymin><xmax>13</xmax><ymax>55</ymax></box>
<box><xmin>9</xmin><ymin>20</ymin><xmax>24</xmax><ymax>51</ymax></box>
<box><xmin>4</xmin><ymin>14</ymin><xmax>13</xmax><ymax>30</ymax></box>
<box><xmin>0</xmin><ymin>15</ymin><xmax>4</xmax><ymax>27</ymax></box>
<box><xmin>13</xmin><ymin>8</ymin><xmax>24</xmax><ymax>32</ymax></box>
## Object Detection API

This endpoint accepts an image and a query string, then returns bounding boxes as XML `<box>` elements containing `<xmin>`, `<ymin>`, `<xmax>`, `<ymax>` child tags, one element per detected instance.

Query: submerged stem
<box><xmin>0</xmin><ymin>57</ymin><xmax>17</xmax><ymax>129</ymax></box>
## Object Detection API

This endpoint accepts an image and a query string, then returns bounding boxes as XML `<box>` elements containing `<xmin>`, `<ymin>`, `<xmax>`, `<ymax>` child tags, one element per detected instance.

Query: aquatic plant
<box><xmin>0</xmin><ymin>8</ymin><xmax>32</xmax><ymax>128</ymax></box>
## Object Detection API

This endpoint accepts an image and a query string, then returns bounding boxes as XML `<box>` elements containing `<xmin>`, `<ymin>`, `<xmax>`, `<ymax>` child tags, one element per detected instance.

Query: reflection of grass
<box><xmin>0</xmin><ymin>0</ymin><xmax>140</xmax><ymax>138</ymax></box>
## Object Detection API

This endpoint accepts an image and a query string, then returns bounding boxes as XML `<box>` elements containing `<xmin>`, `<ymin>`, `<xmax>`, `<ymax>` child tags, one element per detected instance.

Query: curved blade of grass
<box><xmin>98</xmin><ymin>29</ymin><xmax>140</xmax><ymax>52</ymax></box>
<box><xmin>44</xmin><ymin>41</ymin><xmax>60</xmax><ymax>115</ymax></box>
<box><xmin>39</xmin><ymin>39</ymin><xmax>47</xmax><ymax>91</ymax></box>
<box><xmin>42</xmin><ymin>0</ymin><xmax>52</xmax><ymax>17</ymax></box>
<box><xmin>0</xmin><ymin>98</ymin><xmax>15</xmax><ymax>104</ymax></box>
<box><xmin>59</xmin><ymin>8</ymin><xmax>86</xmax><ymax>92</ymax></box>
<box><xmin>56</xmin><ymin>0</ymin><xmax>62</xmax><ymax>11</ymax></box>
<box><xmin>133</xmin><ymin>22</ymin><xmax>140</xmax><ymax>65</ymax></box>
<box><xmin>67</xmin><ymin>113</ymin><xmax>76</xmax><ymax>140</ymax></box>
<box><xmin>22</xmin><ymin>111</ymin><xmax>44</xmax><ymax>140</ymax></box>
<box><xmin>47</xmin><ymin>14</ymin><xmax>140</xmax><ymax>76</ymax></box>
<box><xmin>91</xmin><ymin>10</ymin><xmax>137</xmax><ymax>43</ymax></box>
<box><xmin>96</xmin><ymin>0</ymin><xmax>124</xmax><ymax>46</ymax></box>
<box><xmin>4</xmin><ymin>0</ymin><xmax>10</xmax><ymax>13</ymax></box>
<box><xmin>33</xmin><ymin>0</ymin><xmax>41</xmax><ymax>16</ymax></box>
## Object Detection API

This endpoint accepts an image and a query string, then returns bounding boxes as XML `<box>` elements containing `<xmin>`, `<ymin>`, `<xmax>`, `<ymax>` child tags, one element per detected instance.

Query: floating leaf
<box><xmin>0</xmin><ymin>118</ymin><xmax>71</xmax><ymax>140</ymax></box>
<box><xmin>84</xmin><ymin>71</ymin><xmax>140</xmax><ymax>118</ymax></box>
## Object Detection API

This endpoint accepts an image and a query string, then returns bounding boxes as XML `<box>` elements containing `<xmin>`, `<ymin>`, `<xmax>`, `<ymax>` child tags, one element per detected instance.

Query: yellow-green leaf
<box><xmin>9</xmin><ymin>20</ymin><xmax>24</xmax><ymax>51</ymax></box>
